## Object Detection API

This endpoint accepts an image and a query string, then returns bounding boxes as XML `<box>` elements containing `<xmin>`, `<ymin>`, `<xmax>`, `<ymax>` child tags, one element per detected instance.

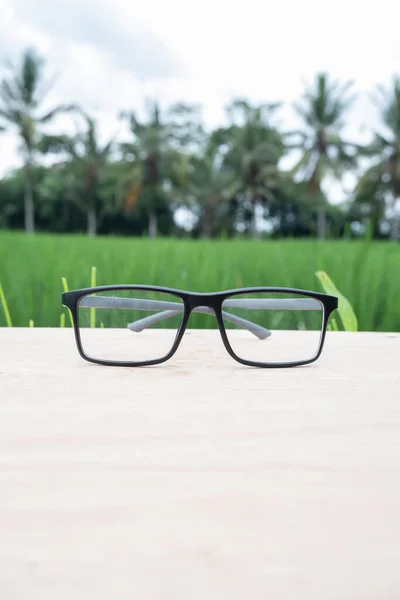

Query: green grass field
<box><xmin>1</xmin><ymin>231</ymin><xmax>400</xmax><ymax>331</ymax></box>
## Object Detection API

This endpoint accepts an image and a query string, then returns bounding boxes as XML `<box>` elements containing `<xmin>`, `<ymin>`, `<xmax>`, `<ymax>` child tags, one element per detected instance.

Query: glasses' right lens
<box><xmin>222</xmin><ymin>291</ymin><xmax>324</xmax><ymax>365</ymax></box>
<box><xmin>78</xmin><ymin>289</ymin><xmax>184</xmax><ymax>363</ymax></box>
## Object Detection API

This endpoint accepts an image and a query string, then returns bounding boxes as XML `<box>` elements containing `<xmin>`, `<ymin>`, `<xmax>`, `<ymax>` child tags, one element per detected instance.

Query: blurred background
<box><xmin>0</xmin><ymin>0</ymin><xmax>399</xmax><ymax>331</ymax></box>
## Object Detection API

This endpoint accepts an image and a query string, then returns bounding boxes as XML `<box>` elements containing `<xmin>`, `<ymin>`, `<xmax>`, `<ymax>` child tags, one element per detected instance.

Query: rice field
<box><xmin>1</xmin><ymin>231</ymin><xmax>400</xmax><ymax>331</ymax></box>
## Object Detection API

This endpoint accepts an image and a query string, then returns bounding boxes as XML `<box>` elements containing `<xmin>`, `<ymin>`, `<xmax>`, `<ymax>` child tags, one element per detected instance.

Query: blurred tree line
<box><xmin>0</xmin><ymin>48</ymin><xmax>399</xmax><ymax>240</ymax></box>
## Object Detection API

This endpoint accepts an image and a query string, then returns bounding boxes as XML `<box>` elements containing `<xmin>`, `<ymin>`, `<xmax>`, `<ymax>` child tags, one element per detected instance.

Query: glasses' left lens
<box><xmin>78</xmin><ymin>289</ymin><xmax>184</xmax><ymax>363</ymax></box>
<box><xmin>221</xmin><ymin>291</ymin><xmax>324</xmax><ymax>365</ymax></box>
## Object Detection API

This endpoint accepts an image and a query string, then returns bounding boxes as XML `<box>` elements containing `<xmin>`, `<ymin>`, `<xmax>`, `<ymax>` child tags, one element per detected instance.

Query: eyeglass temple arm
<box><xmin>125</xmin><ymin>297</ymin><xmax>320</xmax><ymax>337</ymax></box>
<box><xmin>127</xmin><ymin>307</ymin><xmax>271</xmax><ymax>339</ymax></box>
<box><xmin>79</xmin><ymin>296</ymin><xmax>271</xmax><ymax>340</ymax></box>
<box><xmin>80</xmin><ymin>296</ymin><xmax>321</xmax><ymax>339</ymax></box>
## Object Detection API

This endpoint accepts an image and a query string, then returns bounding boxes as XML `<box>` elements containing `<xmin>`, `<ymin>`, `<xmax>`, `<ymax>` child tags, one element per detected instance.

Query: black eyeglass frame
<box><xmin>62</xmin><ymin>285</ymin><xmax>338</xmax><ymax>369</ymax></box>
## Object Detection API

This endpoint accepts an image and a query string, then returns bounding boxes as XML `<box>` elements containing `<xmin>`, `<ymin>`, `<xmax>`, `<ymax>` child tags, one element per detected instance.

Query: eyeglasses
<box><xmin>62</xmin><ymin>286</ymin><xmax>338</xmax><ymax>368</ymax></box>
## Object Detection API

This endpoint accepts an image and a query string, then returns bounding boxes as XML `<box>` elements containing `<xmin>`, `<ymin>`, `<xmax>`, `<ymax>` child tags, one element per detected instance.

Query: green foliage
<box><xmin>90</xmin><ymin>266</ymin><xmax>96</xmax><ymax>328</ymax></box>
<box><xmin>1</xmin><ymin>232</ymin><xmax>399</xmax><ymax>331</ymax></box>
<box><xmin>61</xmin><ymin>276</ymin><xmax>74</xmax><ymax>327</ymax></box>
<box><xmin>0</xmin><ymin>283</ymin><xmax>12</xmax><ymax>326</ymax></box>
<box><xmin>315</xmin><ymin>270</ymin><xmax>358</xmax><ymax>331</ymax></box>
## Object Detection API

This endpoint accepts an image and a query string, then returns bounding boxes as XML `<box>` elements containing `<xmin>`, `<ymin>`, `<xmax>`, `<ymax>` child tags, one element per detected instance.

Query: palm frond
<box><xmin>0</xmin><ymin>79</ymin><xmax>21</xmax><ymax>107</ymax></box>
<box><xmin>19</xmin><ymin>48</ymin><xmax>44</xmax><ymax>107</ymax></box>
<box><xmin>289</xmin><ymin>149</ymin><xmax>313</xmax><ymax>177</ymax></box>
<box><xmin>0</xmin><ymin>107</ymin><xmax>23</xmax><ymax>124</ymax></box>
<box><xmin>38</xmin><ymin>134</ymin><xmax>74</xmax><ymax>155</ymax></box>
<box><xmin>100</xmin><ymin>138</ymin><xmax>114</xmax><ymax>158</ymax></box>
<box><xmin>39</xmin><ymin>104</ymin><xmax>78</xmax><ymax>124</ymax></box>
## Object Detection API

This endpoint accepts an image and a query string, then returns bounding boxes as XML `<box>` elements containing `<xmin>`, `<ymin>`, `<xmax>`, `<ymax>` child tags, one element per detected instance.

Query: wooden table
<box><xmin>1</xmin><ymin>329</ymin><xmax>400</xmax><ymax>599</ymax></box>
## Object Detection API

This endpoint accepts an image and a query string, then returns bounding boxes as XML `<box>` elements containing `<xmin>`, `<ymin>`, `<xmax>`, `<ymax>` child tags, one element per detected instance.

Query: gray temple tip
<box><xmin>127</xmin><ymin>322</ymin><xmax>144</xmax><ymax>333</ymax></box>
<box><xmin>258</xmin><ymin>329</ymin><xmax>272</xmax><ymax>340</ymax></box>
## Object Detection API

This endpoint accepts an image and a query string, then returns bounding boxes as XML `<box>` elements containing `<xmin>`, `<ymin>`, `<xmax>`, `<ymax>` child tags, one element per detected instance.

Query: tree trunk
<box><xmin>316</xmin><ymin>206</ymin><xmax>326</xmax><ymax>240</ymax></box>
<box><xmin>250</xmin><ymin>200</ymin><xmax>260</xmax><ymax>239</ymax></box>
<box><xmin>390</xmin><ymin>216</ymin><xmax>400</xmax><ymax>241</ymax></box>
<box><xmin>201</xmin><ymin>205</ymin><xmax>213</xmax><ymax>238</ymax></box>
<box><xmin>148</xmin><ymin>211</ymin><xmax>158</xmax><ymax>238</ymax></box>
<box><xmin>390</xmin><ymin>196</ymin><xmax>400</xmax><ymax>241</ymax></box>
<box><xmin>24</xmin><ymin>162</ymin><xmax>35</xmax><ymax>233</ymax></box>
<box><xmin>87</xmin><ymin>207</ymin><xmax>97</xmax><ymax>236</ymax></box>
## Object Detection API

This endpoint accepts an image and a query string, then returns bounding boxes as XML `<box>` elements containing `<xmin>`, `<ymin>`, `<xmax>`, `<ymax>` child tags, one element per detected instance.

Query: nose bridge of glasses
<box><xmin>187</xmin><ymin>293</ymin><xmax>221</xmax><ymax>313</ymax></box>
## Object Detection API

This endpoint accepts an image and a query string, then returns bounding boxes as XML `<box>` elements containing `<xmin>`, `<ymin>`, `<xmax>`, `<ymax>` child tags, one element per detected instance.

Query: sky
<box><xmin>0</xmin><ymin>0</ymin><xmax>399</xmax><ymax>200</ymax></box>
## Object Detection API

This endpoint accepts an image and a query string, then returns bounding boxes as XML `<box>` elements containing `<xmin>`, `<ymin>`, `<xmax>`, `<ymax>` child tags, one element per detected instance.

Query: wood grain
<box><xmin>0</xmin><ymin>329</ymin><xmax>400</xmax><ymax>600</ymax></box>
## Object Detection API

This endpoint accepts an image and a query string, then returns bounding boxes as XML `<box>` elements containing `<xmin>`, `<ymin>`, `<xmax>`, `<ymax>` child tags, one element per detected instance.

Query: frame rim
<box><xmin>75</xmin><ymin>288</ymin><xmax>190</xmax><ymax>367</ymax></box>
<box><xmin>217</xmin><ymin>291</ymin><xmax>327</xmax><ymax>368</ymax></box>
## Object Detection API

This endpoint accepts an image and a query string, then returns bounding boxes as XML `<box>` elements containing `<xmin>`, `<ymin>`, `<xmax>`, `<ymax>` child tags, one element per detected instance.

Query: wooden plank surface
<box><xmin>0</xmin><ymin>328</ymin><xmax>400</xmax><ymax>600</ymax></box>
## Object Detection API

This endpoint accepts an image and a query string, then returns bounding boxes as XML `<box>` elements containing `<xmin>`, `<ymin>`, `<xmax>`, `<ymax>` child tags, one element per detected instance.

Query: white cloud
<box><xmin>10</xmin><ymin>0</ymin><xmax>186</xmax><ymax>80</ymax></box>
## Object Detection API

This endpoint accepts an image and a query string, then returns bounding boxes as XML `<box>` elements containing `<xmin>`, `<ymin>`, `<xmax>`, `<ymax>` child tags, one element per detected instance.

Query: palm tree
<box><xmin>209</xmin><ymin>100</ymin><xmax>284</xmax><ymax>238</ymax></box>
<box><xmin>120</xmin><ymin>102</ymin><xmax>166</xmax><ymax>237</ymax></box>
<box><xmin>119</xmin><ymin>101</ymin><xmax>201</xmax><ymax>237</ymax></box>
<box><xmin>352</xmin><ymin>171</ymin><xmax>387</xmax><ymax>238</ymax></box>
<box><xmin>41</xmin><ymin>114</ymin><xmax>114</xmax><ymax>235</ymax></box>
<box><xmin>357</xmin><ymin>77</ymin><xmax>400</xmax><ymax>240</ymax></box>
<box><xmin>0</xmin><ymin>47</ymin><xmax>75</xmax><ymax>232</ymax></box>
<box><xmin>185</xmin><ymin>152</ymin><xmax>234</xmax><ymax>237</ymax></box>
<box><xmin>290</xmin><ymin>73</ymin><xmax>357</xmax><ymax>239</ymax></box>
